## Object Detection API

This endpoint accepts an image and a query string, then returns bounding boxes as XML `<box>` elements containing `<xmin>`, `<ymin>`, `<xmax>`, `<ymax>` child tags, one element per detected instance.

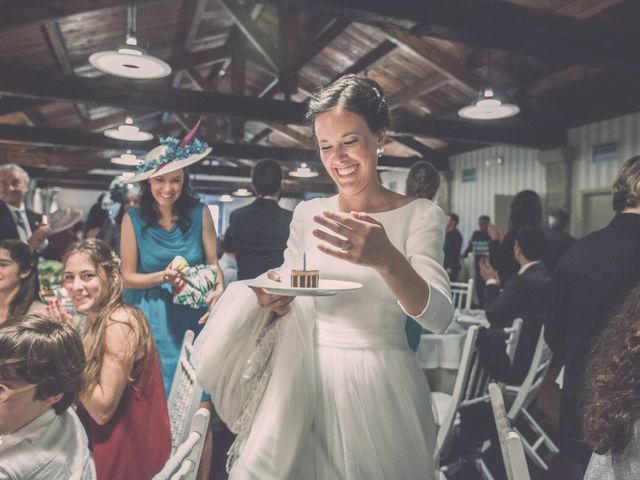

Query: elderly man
<box><xmin>0</xmin><ymin>164</ymin><xmax>54</xmax><ymax>258</ymax></box>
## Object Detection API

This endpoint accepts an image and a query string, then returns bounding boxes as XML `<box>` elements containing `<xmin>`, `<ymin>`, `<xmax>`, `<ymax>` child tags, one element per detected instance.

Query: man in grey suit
<box><xmin>0</xmin><ymin>164</ymin><xmax>54</xmax><ymax>258</ymax></box>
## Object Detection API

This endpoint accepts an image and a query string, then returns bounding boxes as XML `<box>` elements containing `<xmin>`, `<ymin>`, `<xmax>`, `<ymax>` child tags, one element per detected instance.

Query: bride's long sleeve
<box><xmin>398</xmin><ymin>200</ymin><xmax>453</xmax><ymax>333</ymax></box>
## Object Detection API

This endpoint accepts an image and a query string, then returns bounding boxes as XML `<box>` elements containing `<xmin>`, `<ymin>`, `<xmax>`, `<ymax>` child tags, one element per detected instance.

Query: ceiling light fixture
<box><xmin>232</xmin><ymin>188</ymin><xmax>252</xmax><ymax>197</ymax></box>
<box><xmin>458</xmin><ymin>50</ymin><xmax>519</xmax><ymax>121</ymax></box>
<box><xmin>219</xmin><ymin>194</ymin><xmax>233</xmax><ymax>202</ymax></box>
<box><xmin>89</xmin><ymin>0</ymin><xmax>171</xmax><ymax>79</ymax></box>
<box><xmin>110</xmin><ymin>149</ymin><xmax>143</xmax><ymax>166</ymax></box>
<box><xmin>288</xmin><ymin>163</ymin><xmax>319</xmax><ymax>178</ymax></box>
<box><xmin>104</xmin><ymin>116</ymin><xmax>153</xmax><ymax>141</ymax></box>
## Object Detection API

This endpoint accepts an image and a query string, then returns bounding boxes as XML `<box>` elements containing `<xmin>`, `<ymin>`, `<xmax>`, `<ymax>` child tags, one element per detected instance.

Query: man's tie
<box><xmin>14</xmin><ymin>210</ymin><xmax>29</xmax><ymax>242</ymax></box>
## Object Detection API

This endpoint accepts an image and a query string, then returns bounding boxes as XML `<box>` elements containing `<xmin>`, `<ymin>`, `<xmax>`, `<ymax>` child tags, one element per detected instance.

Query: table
<box><xmin>416</xmin><ymin>310</ymin><xmax>488</xmax><ymax>393</ymax></box>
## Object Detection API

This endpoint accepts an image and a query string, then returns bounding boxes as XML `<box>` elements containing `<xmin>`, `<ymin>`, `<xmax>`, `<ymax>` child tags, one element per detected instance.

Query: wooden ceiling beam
<box><xmin>385</xmin><ymin>29</ymin><xmax>483</xmax><ymax>95</ymax></box>
<box><xmin>387</xmin><ymin>73</ymin><xmax>449</xmax><ymax>110</ymax></box>
<box><xmin>333</xmin><ymin>40</ymin><xmax>396</xmax><ymax>80</ymax></box>
<box><xmin>0</xmin><ymin>0</ymin><xmax>166</xmax><ymax>31</ymax></box>
<box><xmin>0</xmin><ymin>67</ymin><xmax>563</xmax><ymax>147</ymax></box>
<box><xmin>40</xmin><ymin>21</ymin><xmax>90</xmax><ymax>122</ymax></box>
<box><xmin>260</xmin><ymin>0</ymin><xmax>640</xmax><ymax>72</ymax></box>
<box><xmin>0</xmin><ymin>65</ymin><xmax>307</xmax><ymax>125</ymax></box>
<box><xmin>230</xmin><ymin>39</ymin><xmax>247</xmax><ymax>142</ymax></box>
<box><xmin>218</xmin><ymin>0</ymin><xmax>279</xmax><ymax>70</ymax></box>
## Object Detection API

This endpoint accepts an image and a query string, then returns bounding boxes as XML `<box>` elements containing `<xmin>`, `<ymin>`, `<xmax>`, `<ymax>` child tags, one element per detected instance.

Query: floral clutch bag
<box><xmin>173</xmin><ymin>264</ymin><xmax>218</xmax><ymax>309</ymax></box>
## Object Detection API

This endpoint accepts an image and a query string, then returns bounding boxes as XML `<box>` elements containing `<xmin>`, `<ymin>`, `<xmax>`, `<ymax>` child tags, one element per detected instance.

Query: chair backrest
<box><xmin>450</xmin><ymin>279</ymin><xmax>474</xmax><ymax>310</ymax></box>
<box><xmin>503</xmin><ymin>318</ymin><xmax>523</xmax><ymax>364</ymax></box>
<box><xmin>167</xmin><ymin>330</ymin><xmax>204</xmax><ymax>452</ymax></box>
<box><xmin>507</xmin><ymin>326</ymin><xmax>553</xmax><ymax>420</ymax></box>
<box><xmin>488</xmin><ymin>383</ymin><xmax>531</xmax><ymax>480</ymax></box>
<box><xmin>153</xmin><ymin>408</ymin><xmax>211</xmax><ymax>480</ymax></box>
<box><xmin>436</xmin><ymin>326</ymin><xmax>480</xmax><ymax>459</ymax></box>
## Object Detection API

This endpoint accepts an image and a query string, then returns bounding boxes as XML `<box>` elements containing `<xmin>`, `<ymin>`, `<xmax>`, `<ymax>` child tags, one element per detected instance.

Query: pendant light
<box><xmin>232</xmin><ymin>188</ymin><xmax>252</xmax><ymax>197</ymax></box>
<box><xmin>288</xmin><ymin>163</ymin><xmax>319</xmax><ymax>178</ymax></box>
<box><xmin>104</xmin><ymin>116</ymin><xmax>153</xmax><ymax>141</ymax></box>
<box><xmin>89</xmin><ymin>0</ymin><xmax>171</xmax><ymax>79</ymax></box>
<box><xmin>458</xmin><ymin>50</ymin><xmax>519</xmax><ymax>121</ymax></box>
<box><xmin>110</xmin><ymin>149</ymin><xmax>143</xmax><ymax>166</ymax></box>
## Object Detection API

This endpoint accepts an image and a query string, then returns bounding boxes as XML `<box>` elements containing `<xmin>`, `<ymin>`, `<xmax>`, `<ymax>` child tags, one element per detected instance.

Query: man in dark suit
<box><xmin>545</xmin><ymin>155</ymin><xmax>640</xmax><ymax>469</ymax></box>
<box><xmin>227</xmin><ymin>159</ymin><xmax>293</xmax><ymax>280</ymax></box>
<box><xmin>480</xmin><ymin>226</ymin><xmax>550</xmax><ymax>384</ymax></box>
<box><xmin>544</xmin><ymin>208</ymin><xmax>575</xmax><ymax>274</ymax></box>
<box><xmin>0</xmin><ymin>164</ymin><xmax>55</xmax><ymax>258</ymax></box>
<box><xmin>443</xmin><ymin>213</ymin><xmax>463</xmax><ymax>281</ymax></box>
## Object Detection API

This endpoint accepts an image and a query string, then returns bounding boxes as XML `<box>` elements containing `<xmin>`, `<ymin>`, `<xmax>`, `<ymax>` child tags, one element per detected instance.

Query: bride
<box><xmin>193</xmin><ymin>75</ymin><xmax>453</xmax><ymax>480</ymax></box>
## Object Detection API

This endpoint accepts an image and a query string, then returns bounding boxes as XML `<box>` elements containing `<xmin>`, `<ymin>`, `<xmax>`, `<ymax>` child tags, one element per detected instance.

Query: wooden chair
<box><xmin>450</xmin><ymin>279</ymin><xmax>474</xmax><ymax>311</ymax></box>
<box><xmin>503</xmin><ymin>327</ymin><xmax>558</xmax><ymax>469</ymax></box>
<box><xmin>167</xmin><ymin>330</ymin><xmax>204</xmax><ymax>452</ymax></box>
<box><xmin>153</xmin><ymin>408</ymin><xmax>210</xmax><ymax>480</ymax></box>
<box><xmin>503</xmin><ymin>318</ymin><xmax>523</xmax><ymax>364</ymax></box>
<box><xmin>488</xmin><ymin>383</ymin><xmax>531</xmax><ymax>480</ymax></box>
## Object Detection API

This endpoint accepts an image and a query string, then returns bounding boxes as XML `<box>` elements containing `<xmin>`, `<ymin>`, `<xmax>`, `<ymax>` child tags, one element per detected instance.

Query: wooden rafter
<box><xmin>259</xmin><ymin>0</ymin><xmax>640</xmax><ymax>72</ymax></box>
<box><xmin>387</xmin><ymin>73</ymin><xmax>449</xmax><ymax>110</ymax></box>
<box><xmin>218</xmin><ymin>0</ymin><xmax>279</xmax><ymax>70</ymax></box>
<box><xmin>40</xmin><ymin>21</ymin><xmax>90</xmax><ymax>121</ymax></box>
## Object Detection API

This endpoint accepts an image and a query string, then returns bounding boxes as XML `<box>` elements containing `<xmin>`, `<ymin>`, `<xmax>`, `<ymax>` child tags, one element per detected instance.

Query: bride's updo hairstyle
<box><xmin>305</xmin><ymin>75</ymin><xmax>391</xmax><ymax>138</ymax></box>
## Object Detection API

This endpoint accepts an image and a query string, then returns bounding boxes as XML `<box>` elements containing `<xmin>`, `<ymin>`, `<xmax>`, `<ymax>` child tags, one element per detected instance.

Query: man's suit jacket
<box><xmin>0</xmin><ymin>200</ymin><xmax>56</xmax><ymax>259</ymax></box>
<box><xmin>444</xmin><ymin>228</ymin><xmax>463</xmax><ymax>280</ymax></box>
<box><xmin>545</xmin><ymin>213</ymin><xmax>640</xmax><ymax>465</ymax></box>
<box><xmin>227</xmin><ymin>198</ymin><xmax>293</xmax><ymax>280</ymax></box>
<box><xmin>484</xmin><ymin>262</ymin><xmax>550</xmax><ymax>385</ymax></box>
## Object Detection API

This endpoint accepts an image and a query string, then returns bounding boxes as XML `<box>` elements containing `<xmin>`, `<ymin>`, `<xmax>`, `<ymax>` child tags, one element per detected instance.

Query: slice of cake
<box><xmin>290</xmin><ymin>269</ymin><xmax>319</xmax><ymax>288</ymax></box>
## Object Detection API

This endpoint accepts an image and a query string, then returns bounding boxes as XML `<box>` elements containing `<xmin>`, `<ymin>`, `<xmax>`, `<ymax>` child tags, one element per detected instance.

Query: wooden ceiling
<box><xmin>0</xmin><ymin>0</ymin><xmax>638</xmax><ymax>195</ymax></box>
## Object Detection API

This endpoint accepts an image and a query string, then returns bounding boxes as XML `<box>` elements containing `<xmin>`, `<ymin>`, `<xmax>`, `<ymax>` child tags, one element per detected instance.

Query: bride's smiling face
<box><xmin>314</xmin><ymin>107</ymin><xmax>385</xmax><ymax>197</ymax></box>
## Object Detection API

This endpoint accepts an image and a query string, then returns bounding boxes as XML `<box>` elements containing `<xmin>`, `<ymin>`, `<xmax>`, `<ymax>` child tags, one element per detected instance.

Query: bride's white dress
<box><xmin>193</xmin><ymin>195</ymin><xmax>452</xmax><ymax>480</ymax></box>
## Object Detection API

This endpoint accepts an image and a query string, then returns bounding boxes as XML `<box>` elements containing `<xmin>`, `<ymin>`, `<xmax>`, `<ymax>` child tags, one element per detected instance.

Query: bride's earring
<box><xmin>376</xmin><ymin>146</ymin><xmax>384</xmax><ymax>158</ymax></box>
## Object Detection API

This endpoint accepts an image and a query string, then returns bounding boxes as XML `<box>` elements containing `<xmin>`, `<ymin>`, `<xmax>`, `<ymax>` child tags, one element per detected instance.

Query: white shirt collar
<box><xmin>6</xmin><ymin>202</ymin><xmax>26</xmax><ymax>214</ymax></box>
<box><xmin>518</xmin><ymin>260</ymin><xmax>541</xmax><ymax>275</ymax></box>
<box><xmin>0</xmin><ymin>408</ymin><xmax>56</xmax><ymax>450</ymax></box>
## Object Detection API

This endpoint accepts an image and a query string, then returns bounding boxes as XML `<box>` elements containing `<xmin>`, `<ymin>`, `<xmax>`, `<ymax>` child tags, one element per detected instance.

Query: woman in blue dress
<box><xmin>120</xmin><ymin>129</ymin><xmax>224</xmax><ymax>392</ymax></box>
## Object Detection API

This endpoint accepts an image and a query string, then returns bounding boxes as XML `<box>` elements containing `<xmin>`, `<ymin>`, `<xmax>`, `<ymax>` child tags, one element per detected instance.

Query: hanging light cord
<box><xmin>127</xmin><ymin>0</ymin><xmax>137</xmax><ymax>40</ymax></box>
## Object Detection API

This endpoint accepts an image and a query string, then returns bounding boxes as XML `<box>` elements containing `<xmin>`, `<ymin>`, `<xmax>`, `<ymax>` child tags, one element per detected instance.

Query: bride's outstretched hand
<box><xmin>313</xmin><ymin>211</ymin><xmax>397</xmax><ymax>271</ymax></box>
<box><xmin>250</xmin><ymin>287</ymin><xmax>295</xmax><ymax>318</ymax></box>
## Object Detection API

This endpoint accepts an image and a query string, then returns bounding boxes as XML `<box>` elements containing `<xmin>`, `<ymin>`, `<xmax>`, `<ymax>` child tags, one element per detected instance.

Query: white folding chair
<box><xmin>503</xmin><ymin>327</ymin><xmax>558</xmax><ymax>469</ymax></box>
<box><xmin>488</xmin><ymin>383</ymin><xmax>532</xmax><ymax>480</ymax></box>
<box><xmin>433</xmin><ymin>326</ymin><xmax>495</xmax><ymax>479</ymax></box>
<box><xmin>503</xmin><ymin>318</ymin><xmax>523</xmax><ymax>364</ymax></box>
<box><xmin>450</xmin><ymin>279</ymin><xmax>474</xmax><ymax>311</ymax></box>
<box><xmin>167</xmin><ymin>330</ymin><xmax>204</xmax><ymax>452</ymax></box>
<box><xmin>153</xmin><ymin>408</ymin><xmax>211</xmax><ymax>480</ymax></box>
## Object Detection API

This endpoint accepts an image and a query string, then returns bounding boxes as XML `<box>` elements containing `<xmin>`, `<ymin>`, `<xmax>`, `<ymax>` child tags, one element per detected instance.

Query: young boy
<box><xmin>0</xmin><ymin>314</ymin><xmax>96</xmax><ymax>479</ymax></box>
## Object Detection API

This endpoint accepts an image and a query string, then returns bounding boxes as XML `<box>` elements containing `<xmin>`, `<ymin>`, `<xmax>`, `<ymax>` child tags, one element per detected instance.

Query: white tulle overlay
<box><xmin>193</xmin><ymin>196</ymin><xmax>453</xmax><ymax>480</ymax></box>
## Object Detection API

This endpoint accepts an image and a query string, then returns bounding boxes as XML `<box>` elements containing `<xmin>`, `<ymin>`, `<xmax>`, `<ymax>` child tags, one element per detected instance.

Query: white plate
<box><xmin>245</xmin><ymin>278</ymin><xmax>363</xmax><ymax>297</ymax></box>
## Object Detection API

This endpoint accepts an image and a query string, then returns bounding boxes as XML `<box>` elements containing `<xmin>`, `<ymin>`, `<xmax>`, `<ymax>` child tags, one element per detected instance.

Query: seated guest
<box><xmin>582</xmin><ymin>284</ymin><xmax>640</xmax><ymax>479</ymax></box>
<box><xmin>479</xmin><ymin>227</ymin><xmax>550</xmax><ymax>384</ymax></box>
<box><xmin>0</xmin><ymin>240</ymin><xmax>45</xmax><ymax>325</ymax></box>
<box><xmin>49</xmin><ymin>239</ymin><xmax>171</xmax><ymax>480</ymax></box>
<box><xmin>0</xmin><ymin>314</ymin><xmax>95</xmax><ymax>479</ymax></box>
<box><xmin>0</xmin><ymin>164</ymin><xmax>56</xmax><ymax>259</ymax></box>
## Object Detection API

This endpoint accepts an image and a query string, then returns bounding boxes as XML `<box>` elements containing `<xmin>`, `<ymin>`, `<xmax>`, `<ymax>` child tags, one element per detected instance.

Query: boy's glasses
<box><xmin>0</xmin><ymin>383</ymin><xmax>38</xmax><ymax>403</ymax></box>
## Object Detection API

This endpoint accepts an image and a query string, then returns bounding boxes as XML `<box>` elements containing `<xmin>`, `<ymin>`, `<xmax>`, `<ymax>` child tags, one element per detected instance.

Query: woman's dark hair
<box><xmin>583</xmin><ymin>284</ymin><xmax>640</xmax><ymax>455</ymax></box>
<box><xmin>509</xmin><ymin>190</ymin><xmax>542</xmax><ymax>230</ymax></box>
<box><xmin>0</xmin><ymin>240</ymin><xmax>40</xmax><ymax>319</ymax></box>
<box><xmin>406</xmin><ymin>161</ymin><xmax>440</xmax><ymax>200</ymax></box>
<box><xmin>84</xmin><ymin>193</ymin><xmax>109</xmax><ymax>234</ymax></box>
<box><xmin>305</xmin><ymin>74</ymin><xmax>391</xmax><ymax>137</ymax></box>
<box><xmin>138</xmin><ymin>167</ymin><xmax>199</xmax><ymax>234</ymax></box>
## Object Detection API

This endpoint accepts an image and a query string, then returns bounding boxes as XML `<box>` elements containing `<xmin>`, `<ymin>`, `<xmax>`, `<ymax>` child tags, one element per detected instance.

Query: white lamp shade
<box><xmin>89</xmin><ymin>48</ymin><xmax>172</xmax><ymax>79</ymax></box>
<box><xmin>104</xmin><ymin>123</ymin><xmax>154</xmax><ymax>141</ymax></box>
